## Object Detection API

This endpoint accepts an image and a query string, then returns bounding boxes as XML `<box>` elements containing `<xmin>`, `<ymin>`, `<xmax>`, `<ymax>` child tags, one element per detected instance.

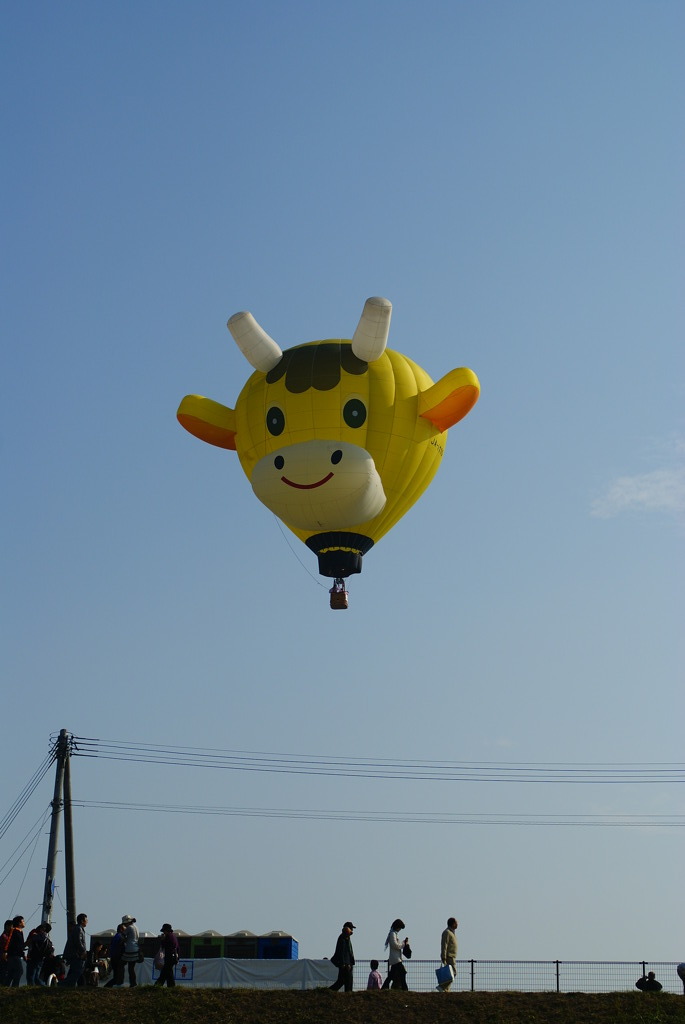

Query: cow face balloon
<box><xmin>178</xmin><ymin>297</ymin><xmax>480</xmax><ymax>579</ymax></box>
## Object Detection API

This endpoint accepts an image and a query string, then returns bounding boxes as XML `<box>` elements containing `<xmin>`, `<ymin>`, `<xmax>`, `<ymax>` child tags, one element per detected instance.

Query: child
<box><xmin>367</xmin><ymin>959</ymin><xmax>383</xmax><ymax>990</ymax></box>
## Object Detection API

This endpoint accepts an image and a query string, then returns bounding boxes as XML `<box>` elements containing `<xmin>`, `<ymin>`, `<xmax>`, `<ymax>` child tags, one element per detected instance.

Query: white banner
<box><xmin>136</xmin><ymin>957</ymin><xmax>338</xmax><ymax>989</ymax></box>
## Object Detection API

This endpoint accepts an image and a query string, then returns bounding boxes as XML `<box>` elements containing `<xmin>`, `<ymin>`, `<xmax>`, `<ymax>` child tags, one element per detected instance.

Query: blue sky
<box><xmin>2</xmin><ymin>0</ymin><xmax>683</xmax><ymax>967</ymax></box>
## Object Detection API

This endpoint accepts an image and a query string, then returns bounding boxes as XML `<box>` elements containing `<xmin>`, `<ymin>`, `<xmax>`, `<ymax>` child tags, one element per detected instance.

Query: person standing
<box><xmin>154</xmin><ymin>923</ymin><xmax>180</xmax><ymax>987</ymax></box>
<box><xmin>367</xmin><ymin>958</ymin><xmax>383</xmax><ymax>989</ymax></box>
<box><xmin>437</xmin><ymin>917</ymin><xmax>458</xmax><ymax>991</ymax></box>
<box><xmin>676</xmin><ymin>963</ymin><xmax>685</xmax><ymax>995</ymax></box>
<box><xmin>62</xmin><ymin>913</ymin><xmax>88</xmax><ymax>986</ymax></box>
<box><xmin>3</xmin><ymin>916</ymin><xmax>26</xmax><ymax>987</ymax></box>
<box><xmin>382</xmin><ymin>919</ymin><xmax>409</xmax><ymax>990</ymax></box>
<box><xmin>121</xmin><ymin>914</ymin><xmax>140</xmax><ymax>987</ymax></box>
<box><xmin>25</xmin><ymin>923</ymin><xmax>53</xmax><ymax>985</ymax></box>
<box><xmin>329</xmin><ymin>922</ymin><xmax>356</xmax><ymax>991</ymax></box>
<box><xmin>0</xmin><ymin>920</ymin><xmax>14</xmax><ymax>985</ymax></box>
<box><xmin>104</xmin><ymin>923</ymin><xmax>127</xmax><ymax>987</ymax></box>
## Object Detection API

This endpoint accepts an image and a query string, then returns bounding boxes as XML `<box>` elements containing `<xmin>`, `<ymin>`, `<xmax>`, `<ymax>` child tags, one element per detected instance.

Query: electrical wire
<box><xmin>70</xmin><ymin>798</ymin><xmax>685</xmax><ymax>828</ymax></box>
<box><xmin>1</xmin><ymin>733</ymin><xmax>679</xmax><ymax>909</ymax></box>
<box><xmin>0</xmin><ymin>806</ymin><xmax>52</xmax><ymax>889</ymax></box>
<box><xmin>9</xmin><ymin>806</ymin><xmax>51</xmax><ymax>917</ymax></box>
<box><xmin>0</xmin><ymin>753</ymin><xmax>55</xmax><ymax>842</ymax></box>
<box><xmin>66</xmin><ymin>736</ymin><xmax>685</xmax><ymax>784</ymax></box>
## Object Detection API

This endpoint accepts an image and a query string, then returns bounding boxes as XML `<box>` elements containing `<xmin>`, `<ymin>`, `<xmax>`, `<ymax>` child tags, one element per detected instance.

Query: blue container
<box><xmin>257</xmin><ymin>932</ymin><xmax>298</xmax><ymax>959</ymax></box>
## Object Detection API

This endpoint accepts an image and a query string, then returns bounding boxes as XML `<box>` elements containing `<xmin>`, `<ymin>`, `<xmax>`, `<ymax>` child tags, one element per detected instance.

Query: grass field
<box><xmin>2</xmin><ymin>988</ymin><xmax>685</xmax><ymax>1024</ymax></box>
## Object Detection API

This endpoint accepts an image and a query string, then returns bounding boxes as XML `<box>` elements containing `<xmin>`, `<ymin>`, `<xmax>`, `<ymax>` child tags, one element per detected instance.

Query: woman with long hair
<box><xmin>382</xmin><ymin>918</ymin><xmax>409</xmax><ymax>990</ymax></box>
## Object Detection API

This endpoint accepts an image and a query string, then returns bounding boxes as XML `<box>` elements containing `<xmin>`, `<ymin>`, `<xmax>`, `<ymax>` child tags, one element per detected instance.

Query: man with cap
<box><xmin>154</xmin><ymin>924</ymin><xmax>180</xmax><ymax>987</ymax></box>
<box><xmin>329</xmin><ymin>921</ymin><xmax>356</xmax><ymax>991</ymax></box>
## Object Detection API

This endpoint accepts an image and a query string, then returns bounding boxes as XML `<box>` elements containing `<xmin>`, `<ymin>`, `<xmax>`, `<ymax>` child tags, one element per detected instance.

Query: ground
<box><xmin>2</xmin><ymin>988</ymin><xmax>685</xmax><ymax>1024</ymax></box>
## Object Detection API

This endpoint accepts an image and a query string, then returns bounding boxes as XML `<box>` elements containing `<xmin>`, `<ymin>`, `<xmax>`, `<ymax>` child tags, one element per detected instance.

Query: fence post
<box><xmin>555</xmin><ymin>960</ymin><xmax>560</xmax><ymax>992</ymax></box>
<box><xmin>470</xmin><ymin>959</ymin><xmax>475</xmax><ymax>992</ymax></box>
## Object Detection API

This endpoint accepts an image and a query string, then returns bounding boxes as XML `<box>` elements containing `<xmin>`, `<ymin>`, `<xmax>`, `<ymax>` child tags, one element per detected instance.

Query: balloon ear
<box><xmin>418</xmin><ymin>368</ymin><xmax>480</xmax><ymax>432</ymax></box>
<box><xmin>177</xmin><ymin>395</ymin><xmax>237</xmax><ymax>450</ymax></box>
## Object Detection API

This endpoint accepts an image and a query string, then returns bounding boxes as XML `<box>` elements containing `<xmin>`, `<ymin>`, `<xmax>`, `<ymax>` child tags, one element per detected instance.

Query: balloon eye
<box><xmin>266</xmin><ymin>407</ymin><xmax>285</xmax><ymax>436</ymax></box>
<box><xmin>343</xmin><ymin>398</ymin><xmax>366</xmax><ymax>428</ymax></box>
<box><xmin>274</xmin><ymin>455</ymin><xmax>285</xmax><ymax>470</ymax></box>
<box><xmin>331</xmin><ymin>450</ymin><xmax>343</xmax><ymax>465</ymax></box>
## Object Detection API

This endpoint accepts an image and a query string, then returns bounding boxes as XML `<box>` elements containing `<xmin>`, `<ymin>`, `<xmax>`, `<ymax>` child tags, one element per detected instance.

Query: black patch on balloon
<box><xmin>266</xmin><ymin>343</ymin><xmax>368</xmax><ymax>394</ymax></box>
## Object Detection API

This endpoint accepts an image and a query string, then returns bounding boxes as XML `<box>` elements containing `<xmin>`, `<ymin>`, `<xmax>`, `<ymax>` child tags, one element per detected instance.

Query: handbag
<box><xmin>153</xmin><ymin>948</ymin><xmax>165</xmax><ymax>970</ymax></box>
<box><xmin>436</xmin><ymin>963</ymin><xmax>454</xmax><ymax>985</ymax></box>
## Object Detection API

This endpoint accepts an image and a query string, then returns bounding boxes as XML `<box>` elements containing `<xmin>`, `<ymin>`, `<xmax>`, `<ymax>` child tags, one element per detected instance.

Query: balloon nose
<box><xmin>331</xmin><ymin>450</ymin><xmax>343</xmax><ymax>465</ymax></box>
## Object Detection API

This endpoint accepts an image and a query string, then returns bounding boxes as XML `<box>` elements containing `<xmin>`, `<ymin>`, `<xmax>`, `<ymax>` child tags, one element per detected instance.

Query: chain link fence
<box><xmin>354</xmin><ymin>959</ymin><xmax>684</xmax><ymax>994</ymax></box>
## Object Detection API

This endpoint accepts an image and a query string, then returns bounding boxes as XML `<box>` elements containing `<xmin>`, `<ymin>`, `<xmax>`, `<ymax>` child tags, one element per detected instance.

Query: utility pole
<box><xmin>63</xmin><ymin>746</ymin><xmax>77</xmax><ymax>926</ymax></box>
<box><xmin>41</xmin><ymin>729</ymin><xmax>69</xmax><ymax>925</ymax></box>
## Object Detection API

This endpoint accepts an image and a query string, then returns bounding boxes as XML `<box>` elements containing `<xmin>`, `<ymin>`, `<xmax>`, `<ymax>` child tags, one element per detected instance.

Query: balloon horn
<box><xmin>228</xmin><ymin>311</ymin><xmax>283</xmax><ymax>372</ymax></box>
<box><xmin>351</xmin><ymin>296</ymin><xmax>392</xmax><ymax>362</ymax></box>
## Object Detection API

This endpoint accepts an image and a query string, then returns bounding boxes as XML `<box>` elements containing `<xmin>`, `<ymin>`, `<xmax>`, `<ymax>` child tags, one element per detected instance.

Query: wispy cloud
<box><xmin>592</xmin><ymin>442</ymin><xmax>685</xmax><ymax>519</ymax></box>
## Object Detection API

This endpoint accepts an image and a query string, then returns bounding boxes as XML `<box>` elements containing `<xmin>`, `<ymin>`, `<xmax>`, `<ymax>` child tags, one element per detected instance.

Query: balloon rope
<box><xmin>273</xmin><ymin>517</ymin><xmax>328</xmax><ymax>588</ymax></box>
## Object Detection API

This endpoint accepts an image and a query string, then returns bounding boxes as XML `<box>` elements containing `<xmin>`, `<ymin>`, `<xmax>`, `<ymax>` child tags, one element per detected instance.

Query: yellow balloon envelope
<box><xmin>178</xmin><ymin>297</ymin><xmax>479</xmax><ymax>584</ymax></box>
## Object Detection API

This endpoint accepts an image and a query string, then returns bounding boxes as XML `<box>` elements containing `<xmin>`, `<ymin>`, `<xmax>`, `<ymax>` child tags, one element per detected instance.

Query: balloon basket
<box><xmin>329</xmin><ymin>579</ymin><xmax>349</xmax><ymax>610</ymax></box>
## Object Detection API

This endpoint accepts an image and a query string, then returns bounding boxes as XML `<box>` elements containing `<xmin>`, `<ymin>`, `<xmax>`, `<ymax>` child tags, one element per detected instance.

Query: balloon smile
<box><xmin>282</xmin><ymin>473</ymin><xmax>334</xmax><ymax>489</ymax></box>
<box><xmin>250</xmin><ymin>440</ymin><xmax>387</xmax><ymax>530</ymax></box>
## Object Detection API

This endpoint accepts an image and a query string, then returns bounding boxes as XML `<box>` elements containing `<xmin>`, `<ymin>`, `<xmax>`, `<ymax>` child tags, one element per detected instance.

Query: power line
<box><xmin>65</xmin><ymin>736</ymin><xmax>685</xmax><ymax>784</ymax></box>
<box><xmin>0</xmin><ymin>806</ymin><xmax>52</xmax><ymax>888</ymax></box>
<box><xmin>70</xmin><ymin>798</ymin><xmax>685</xmax><ymax>828</ymax></box>
<box><xmin>9</xmin><ymin>807</ymin><xmax>51</xmax><ymax>918</ymax></box>
<box><xmin>0</xmin><ymin>753</ymin><xmax>55</xmax><ymax>841</ymax></box>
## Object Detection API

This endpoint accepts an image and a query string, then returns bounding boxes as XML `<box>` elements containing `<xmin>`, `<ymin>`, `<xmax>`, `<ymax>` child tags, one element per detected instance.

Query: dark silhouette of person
<box><xmin>329</xmin><ymin>922</ymin><xmax>355</xmax><ymax>991</ymax></box>
<box><xmin>636</xmin><ymin>970</ymin><xmax>662</xmax><ymax>992</ymax></box>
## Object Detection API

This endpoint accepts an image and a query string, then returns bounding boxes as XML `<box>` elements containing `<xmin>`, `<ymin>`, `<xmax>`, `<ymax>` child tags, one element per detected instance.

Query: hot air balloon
<box><xmin>178</xmin><ymin>297</ymin><xmax>479</xmax><ymax>607</ymax></box>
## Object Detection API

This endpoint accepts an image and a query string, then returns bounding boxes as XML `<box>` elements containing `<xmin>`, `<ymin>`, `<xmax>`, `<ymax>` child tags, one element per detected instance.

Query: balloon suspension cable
<box><xmin>329</xmin><ymin>578</ymin><xmax>349</xmax><ymax>610</ymax></box>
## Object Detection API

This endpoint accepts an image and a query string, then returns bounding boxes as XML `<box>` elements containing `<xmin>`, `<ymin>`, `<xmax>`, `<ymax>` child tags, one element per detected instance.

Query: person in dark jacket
<box><xmin>0</xmin><ymin>920</ymin><xmax>15</xmax><ymax>985</ymax></box>
<box><xmin>3</xmin><ymin>916</ymin><xmax>26</xmax><ymax>987</ymax></box>
<box><xmin>636</xmin><ymin>971</ymin><xmax>662</xmax><ymax>992</ymax></box>
<box><xmin>154</xmin><ymin>923</ymin><xmax>180</xmax><ymax>987</ymax></box>
<box><xmin>61</xmin><ymin>913</ymin><xmax>88</xmax><ymax>987</ymax></box>
<box><xmin>104</xmin><ymin>923</ymin><xmax>127</xmax><ymax>987</ymax></box>
<box><xmin>83</xmin><ymin>942</ymin><xmax>107</xmax><ymax>986</ymax></box>
<box><xmin>329</xmin><ymin>922</ymin><xmax>356</xmax><ymax>991</ymax></box>
<box><xmin>25</xmin><ymin>923</ymin><xmax>53</xmax><ymax>985</ymax></box>
<box><xmin>677</xmin><ymin>963</ymin><xmax>685</xmax><ymax>995</ymax></box>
